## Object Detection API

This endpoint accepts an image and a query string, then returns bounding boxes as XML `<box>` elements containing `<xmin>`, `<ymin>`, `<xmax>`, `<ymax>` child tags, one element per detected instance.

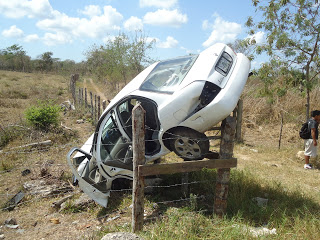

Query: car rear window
<box><xmin>140</xmin><ymin>54</ymin><xmax>198</xmax><ymax>94</ymax></box>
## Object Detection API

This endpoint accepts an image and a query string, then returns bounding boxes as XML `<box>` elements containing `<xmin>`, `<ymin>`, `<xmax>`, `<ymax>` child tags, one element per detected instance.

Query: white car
<box><xmin>67</xmin><ymin>43</ymin><xmax>251</xmax><ymax>207</ymax></box>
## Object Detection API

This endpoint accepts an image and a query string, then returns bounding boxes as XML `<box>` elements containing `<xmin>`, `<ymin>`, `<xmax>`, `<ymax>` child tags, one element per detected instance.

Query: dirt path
<box><xmin>83</xmin><ymin>78</ymin><xmax>109</xmax><ymax>102</ymax></box>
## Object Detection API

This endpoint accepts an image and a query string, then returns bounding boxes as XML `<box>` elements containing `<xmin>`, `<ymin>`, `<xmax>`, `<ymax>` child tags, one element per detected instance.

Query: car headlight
<box><xmin>215</xmin><ymin>52</ymin><xmax>233</xmax><ymax>76</ymax></box>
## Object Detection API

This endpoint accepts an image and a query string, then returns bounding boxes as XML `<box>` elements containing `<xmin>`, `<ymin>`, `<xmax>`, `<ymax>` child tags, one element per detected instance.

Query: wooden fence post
<box><xmin>214</xmin><ymin>116</ymin><xmax>236</xmax><ymax>216</ymax></box>
<box><xmin>132</xmin><ymin>104</ymin><xmax>146</xmax><ymax>233</ymax></box>
<box><xmin>94</xmin><ymin>95</ymin><xmax>97</xmax><ymax>124</ymax></box>
<box><xmin>102</xmin><ymin>100</ymin><xmax>107</xmax><ymax>111</ymax></box>
<box><xmin>90</xmin><ymin>92</ymin><xmax>93</xmax><ymax>122</ymax></box>
<box><xmin>78</xmin><ymin>88</ymin><xmax>81</xmax><ymax>105</ymax></box>
<box><xmin>98</xmin><ymin>96</ymin><xmax>101</xmax><ymax>118</ymax></box>
<box><xmin>236</xmin><ymin>99</ymin><xmax>243</xmax><ymax>142</ymax></box>
<box><xmin>70</xmin><ymin>74</ymin><xmax>77</xmax><ymax>104</ymax></box>
<box><xmin>85</xmin><ymin>88</ymin><xmax>87</xmax><ymax>108</ymax></box>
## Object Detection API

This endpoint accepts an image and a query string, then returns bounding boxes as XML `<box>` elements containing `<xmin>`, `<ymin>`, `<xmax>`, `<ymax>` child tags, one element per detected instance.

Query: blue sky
<box><xmin>0</xmin><ymin>0</ymin><xmax>265</xmax><ymax>67</ymax></box>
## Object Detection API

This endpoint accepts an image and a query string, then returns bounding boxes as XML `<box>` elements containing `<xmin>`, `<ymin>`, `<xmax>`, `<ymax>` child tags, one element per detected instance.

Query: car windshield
<box><xmin>140</xmin><ymin>54</ymin><xmax>198</xmax><ymax>94</ymax></box>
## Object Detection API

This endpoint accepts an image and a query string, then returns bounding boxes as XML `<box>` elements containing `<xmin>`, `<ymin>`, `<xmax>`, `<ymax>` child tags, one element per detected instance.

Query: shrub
<box><xmin>25</xmin><ymin>101</ymin><xmax>61</xmax><ymax>131</ymax></box>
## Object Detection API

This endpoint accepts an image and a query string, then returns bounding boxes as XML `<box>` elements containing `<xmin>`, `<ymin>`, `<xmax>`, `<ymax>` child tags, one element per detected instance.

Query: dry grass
<box><xmin>1</xmin><ymin>70</ymin><xmax>320</xmax><ymax>239</ymax></box>
<box><xmin>0</xmin><ymin>71</ymin><xmax>68</xmax><ymax>125</ymax></box>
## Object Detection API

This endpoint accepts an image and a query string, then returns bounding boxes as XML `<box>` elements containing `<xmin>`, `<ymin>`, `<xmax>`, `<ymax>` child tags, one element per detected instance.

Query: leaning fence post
<box><xmin>214</xmin><ymin>116</ymin><xmax>236</xmax><ymax>216</ymax></box>
<box><xmin>98</xmin><ymin>96</ymin><xmax>101</xmax><ymax>118</ymax></box>
<box><xmin>90</xmin><ymin>92</ymin><xmax>93</xmax><ymax>122</ymax></box>
<box><xmin>78</xmin><ymin>88</ymin><xmax>81</xmax><ymax>105</ymax></box>
<box><xmin>85</xmin><ymin>88</ymin><xmax>87</xmax><ymax>108</ymax></box>
<box><xmin>94</xmin><ymin>94</ymin><xmax>97</xmax><ymax>124</ymax></box>
<box><xmin>132</xmin><ymin>104</ymin><xmax>146</xmax><ymax>233</ymax></box>
<box><xmin>102</xmin><ymin>100</ymin><xmax>107</xmax><ymax>111</ymax></box>
<box><xmin>70</xmin><ymin>74</ymin><xmax>77</xmax><ymax>105</ymax></box>
<box><xmin>235</xmin><ymin>99</ymin><xmax>243</xmax><ymax>142</ymax></box>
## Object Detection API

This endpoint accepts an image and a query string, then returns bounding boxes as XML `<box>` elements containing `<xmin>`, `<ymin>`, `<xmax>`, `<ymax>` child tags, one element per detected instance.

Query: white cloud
<box><xmin>202</xmin><ymin>13</ymin><xmax>242</xmax><ymax>48</ymax></box>
<box><xmin>2</xmin><ymin>25</ymin><xmax>24</xmax><ymax>38</ymax></box>
<box><xmin>124</xmin><ymin>16</ymin><xmax>143</xmax><ymax>31</ymax></box>
<box><xmin>102</xmin><ymin>35</ymin><xmax>116</xmax><ymax>44</ymax></box>
<box><xmin>247</xmin><ymin>31</ymin><xmax>265</xmax><ymax>45</ymax></box>
<box><xmin>0</xmin><ymin>0</ymin><xmax>57</xmax><ymax>19</ymax></box>
<box><xmin>139</xmin><ymin>0</ymin><xmax>177</xmax><ymax>9</ymax></box>
<box><xmin>157</xmin><ymin>36</ymin><xmax>179</xmax><ymax>48</ymax></box>
<box><xmin>143</xmin><ymin>9</ymin><xmax>187</xmax><ymax>27</ymax></box>
<box><xmin>24</xmin><ymin>34</ymin><xmax>40</xmax><ymax>42</ymax></box>
<box><xmin>79</xmin><ymin>5</ymin><xmax>102</xmax><ymax>17</ymax></box>
<box><xmin>37</xmin><ymin>6</ymin><xmax>123</xmax><ymax>40</ymax></box>
<box><xmin>43</xmin><ymin>32</ymin><xmax>73</xmax><ymax>46</ymax></box>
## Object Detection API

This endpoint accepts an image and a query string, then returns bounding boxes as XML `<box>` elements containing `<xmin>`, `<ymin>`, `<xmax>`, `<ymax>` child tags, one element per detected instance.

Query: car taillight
<box><xmin>215</xmin><ymin>52</ymin><xmax>233</xmax><ymax>76</ymax></box>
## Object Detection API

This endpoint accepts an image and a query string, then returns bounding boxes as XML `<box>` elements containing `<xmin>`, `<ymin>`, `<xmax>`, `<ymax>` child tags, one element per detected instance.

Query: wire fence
<box><xmin>0</xmin><ymin>125</ymin><xmax>223</xmax><ymax>214</ymax></box>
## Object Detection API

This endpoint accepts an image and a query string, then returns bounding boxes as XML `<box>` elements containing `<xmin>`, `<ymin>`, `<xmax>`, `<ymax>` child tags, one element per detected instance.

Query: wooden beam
<box><xmin>138</xmin><ymin>158</ymin><xmax>237</xmax><ymax>177</ymax></box>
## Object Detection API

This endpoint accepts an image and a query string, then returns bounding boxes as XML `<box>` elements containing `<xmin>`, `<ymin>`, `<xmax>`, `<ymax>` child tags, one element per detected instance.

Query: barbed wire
<box><xmin>0</xmin><ymin>178</ymin><xmax>214</xmax><ymax>211</ymax></box>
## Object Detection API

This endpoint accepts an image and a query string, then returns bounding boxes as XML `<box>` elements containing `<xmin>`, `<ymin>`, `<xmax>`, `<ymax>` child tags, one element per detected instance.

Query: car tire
<box><xmin>169</xmin><ymin>128</ymin><xmax>209</xmax><ymax>161</ymax></box>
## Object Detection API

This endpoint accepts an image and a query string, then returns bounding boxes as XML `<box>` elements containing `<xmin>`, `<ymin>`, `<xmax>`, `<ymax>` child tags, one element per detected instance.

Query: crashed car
<box><xmin>67</xmin><ymin>43</ymin><xmax>251</xmax><ymax>207</ymax></box>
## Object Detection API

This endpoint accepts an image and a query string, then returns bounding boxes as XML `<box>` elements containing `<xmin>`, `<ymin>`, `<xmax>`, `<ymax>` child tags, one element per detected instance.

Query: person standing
<box><xmin>304</xmin><ymin>110</ymin><xmax>320</xmax><ymax>169</ymax></box>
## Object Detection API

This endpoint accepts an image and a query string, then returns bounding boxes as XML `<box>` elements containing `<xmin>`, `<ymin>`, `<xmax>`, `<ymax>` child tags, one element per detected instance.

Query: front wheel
<box><xmin>169</xmin><ymin>128</ymin><xmax>209</xmax><ymax>161</ymax></box>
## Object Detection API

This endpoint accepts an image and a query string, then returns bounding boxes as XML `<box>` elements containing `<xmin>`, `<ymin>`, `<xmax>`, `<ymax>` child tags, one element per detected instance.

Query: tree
<box><xmin>0</xmin><ymin>44</ymin><xmax>30</xmax><ymax>72</ymax></box>
<box><xmin>128</xmin><ymin>30</ymin><xmax>156</xmax><ymax>75</ymax></box>
<box><xmin>86</xmin><ymin>32</ymin><xmax>155</xmax><ymax>90</ymax></box>
<box><xmin>246</xmin><ymin>0</ymin><xmax>320</xmax><ymax>120</ymax></box>
<box><xmin>38</xmin><ymin>52</ymin><xmax>54</xmax><ymax>72</ymax></box>
<box><xmin>227</xmin><ymin>39</ymin><xmax>256</xmax><ymax>61</ymax></box>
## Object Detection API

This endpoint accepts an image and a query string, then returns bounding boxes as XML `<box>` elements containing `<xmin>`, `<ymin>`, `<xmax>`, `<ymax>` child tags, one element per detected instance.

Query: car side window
<box><xmin>100</xmin><ymin>111</ymin><xmax>122</xmax><ymax>160</ymax></box>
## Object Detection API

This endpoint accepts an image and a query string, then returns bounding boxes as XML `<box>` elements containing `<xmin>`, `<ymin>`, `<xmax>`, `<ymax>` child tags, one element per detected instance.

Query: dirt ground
<box><xmin>0</xmin><ymin>71</ymin><xmax>317</xmax><ymax>240</ymax></box>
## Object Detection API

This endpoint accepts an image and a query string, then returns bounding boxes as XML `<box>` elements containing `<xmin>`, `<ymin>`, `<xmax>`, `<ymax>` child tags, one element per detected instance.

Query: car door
<box><xmin>116</xmin><ymin>97</ymin><xmax>161</xmax><ymax>156</ymax></box>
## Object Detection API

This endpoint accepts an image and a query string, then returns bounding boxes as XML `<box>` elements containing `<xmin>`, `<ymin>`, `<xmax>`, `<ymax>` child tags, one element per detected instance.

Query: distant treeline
<box><xmin>0</xmin><ymin>32</ymin><xmax>156</xmax><ymax>88</ymax></box>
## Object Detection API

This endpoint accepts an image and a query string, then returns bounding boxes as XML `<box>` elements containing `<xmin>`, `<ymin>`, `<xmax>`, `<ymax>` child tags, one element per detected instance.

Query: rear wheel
<box><xmin>169</xmin><ymin>128</ymin><xmax>209</xmax><ymax>161</ymax></box>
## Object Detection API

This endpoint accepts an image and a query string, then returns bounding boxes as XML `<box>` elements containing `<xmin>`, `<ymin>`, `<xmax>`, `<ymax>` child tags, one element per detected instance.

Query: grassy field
<box><xmin>0</xmin><ymin>70</ymin><xmax>320</xmax><ymax>239</ymax></box>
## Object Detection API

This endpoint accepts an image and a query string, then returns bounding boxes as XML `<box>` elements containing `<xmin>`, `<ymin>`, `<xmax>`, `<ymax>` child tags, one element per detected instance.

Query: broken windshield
<box><xmin>140</xmin><ymin>54</ymin><xmax>198</xmax><ymax>94</ymax></box>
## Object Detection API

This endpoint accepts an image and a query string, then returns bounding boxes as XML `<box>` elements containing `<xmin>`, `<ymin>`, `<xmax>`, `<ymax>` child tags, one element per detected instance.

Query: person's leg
<box><xmin>305</xmin><ymin>155</ymin><xmax>310</xmax><ymax>164</ymax></box>
<box><xmin>304</xmin><ymin>139</ymin><xmax>314</xmax><ymax>169</ymax></box>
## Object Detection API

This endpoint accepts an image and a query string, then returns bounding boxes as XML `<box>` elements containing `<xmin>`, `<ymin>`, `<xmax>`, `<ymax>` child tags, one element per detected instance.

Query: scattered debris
<box><xmin>0</xmin><ymin>140</ymin><xmax>52</xmax><ymax>153</ymax></box>
<box><xmin>271</xmin><ymin>164</ymin><xmax>280</xmax><ymax>167</ymax></box>
<box><xmin>252</xmin><ymin>197</ymin><xmax>269</xmax><ymax>207</ymax></box>
<box><xmin>5</xmin><ymin>224</ymin><xmax>19</xmax><ymax>229</ymax></box>
<box><xmin>76</xmin><ymin>119</ymin><xmax>85</xmax><ymax>124</ymax></box>
<box><xmin>233</xmin><ymin>224</ymin><xmax>277</xmax><ymax>238</ymax></box>
<box><xmin>73</xmin><ymin>193</ymin><xmax>94</xmax><ymax>207</ymax></box>
<box><xmin>0</xmin><ymin>234</ymin><xmax>4</xmax><ymax>239</ymax></box>
<box><xmin>60</xmin><ymin>122</ymin><xmax>73</xmax><ymax>131</ymax></box>
<box><xmin>4</xmin><ymin>191</ymin><xmax>25</xmax><ymax>211</ymax></box>
<box><xmin>247</xmin><ymin>226</ymin><xmax>277</xmax><ymax>237</ymax></box>
<box><xmin>21</xmin><ymin>169</ymin><xmax>31</xmax><ymax>176</ymax></box>
<box><xmin>23</xmin><ymin>180</ymin><xmax>73</xmax><ymax>197</ymax></box>
<box><xmin>51</xmin><ymin>193</ymin><xmax>75</xmax><ymax>210</ymax></box>
<box><xmin>60</xmin><ymin>100</ymin><xmax>75</xmax><ymax>112</ymax></box>
<box><xmin>60</xmin><ymin>193</ymin><xmax>94</xmax><ymax>212</ymax></box>
<box><xmin>250</xmin><ymin>149</ymin><xmax>258</xmax><ymax>153</ymax></box>
<box><xmin>101</xmin><ymin>232</ymin><xmax>143</xmax><ymax>240</ymax></box>
<box><xmin>106</xmin><ymin>215</ymin><xmax>120</xmax><ymax>222</ymax></box>
<box><xmin>49</xmin><ymin>218</ymin><xmax>60</xmax><ymax>224</ymax></box>
<box><xmin>4</xmin><ymin>218</ymin><xmax>17</xmax><ymax>225</ymax></box>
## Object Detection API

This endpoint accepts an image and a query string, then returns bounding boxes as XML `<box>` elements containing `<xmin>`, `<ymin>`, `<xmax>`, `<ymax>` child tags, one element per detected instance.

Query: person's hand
<box><xmin>314</xmin><ymin>140</ymin><xmax>317</xmax><ymax>146</ymax></box>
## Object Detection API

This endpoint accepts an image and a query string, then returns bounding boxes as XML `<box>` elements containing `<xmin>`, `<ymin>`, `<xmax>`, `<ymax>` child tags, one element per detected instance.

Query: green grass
<box><xmin>92</xmin><ymin>167</ymin><xmax>320</xmax><ymax>239</ymax></box>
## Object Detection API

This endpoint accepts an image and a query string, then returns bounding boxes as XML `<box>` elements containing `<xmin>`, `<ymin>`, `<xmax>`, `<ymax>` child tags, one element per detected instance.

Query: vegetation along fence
<box><xmin>69</xmin><ymin>73</ymin><xmax>108</xmax><ymax>124</ymax></box>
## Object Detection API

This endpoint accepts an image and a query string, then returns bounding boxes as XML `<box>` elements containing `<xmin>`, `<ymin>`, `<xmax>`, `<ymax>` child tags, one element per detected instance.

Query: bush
<box><xmin>25</xmin><ymin>101</ymin><xmax>61</xmax><ymax>131</ymax></box>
